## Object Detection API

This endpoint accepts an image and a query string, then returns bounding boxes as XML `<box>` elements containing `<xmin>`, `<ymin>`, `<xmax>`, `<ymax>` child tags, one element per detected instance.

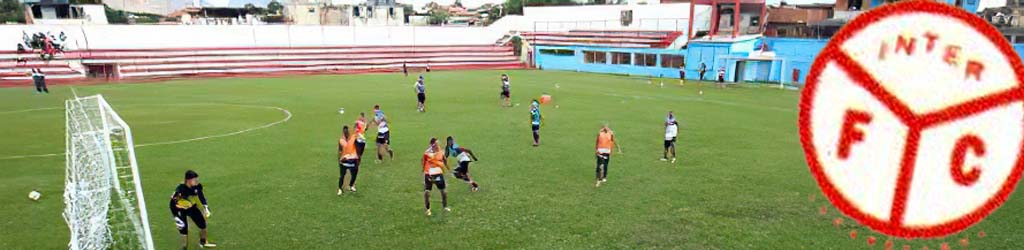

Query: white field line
<box><xmin>603</xmin><ymin>93</ymin><xmax>797</xmax><ymax>113</ymax></box>
<box><xmin>0</xmin><ymin>103</ymin><xmax>292</xmax><ymax>160</ymax></box>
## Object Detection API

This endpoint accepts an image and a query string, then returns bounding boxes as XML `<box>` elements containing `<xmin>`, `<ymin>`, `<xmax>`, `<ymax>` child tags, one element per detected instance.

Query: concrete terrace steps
<box><xmin>0</xmin><ymin>45</ymin><xmax>524</xmax><ymax>83</ymax></box>
<box><xmin>520</xmin><ymin>30</ymin><xmax>683</xmax><ymax>48</ymax></box>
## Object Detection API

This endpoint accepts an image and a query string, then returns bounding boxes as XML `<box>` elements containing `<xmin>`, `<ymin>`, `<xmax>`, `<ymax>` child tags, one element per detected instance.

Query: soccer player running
<box><xmin>415</xmin><ymin>75</ymin><xmax>426</xmax><ymax>112</ymax></box>
<box><xmin>500</xmin><ymin>73</ymin><xmax>511</xmax><ymax>107</ymax></box>
<box><xmin>170</xmin><ymin>170</ymin><xmax>216</xmax><ymax>249</ymax></box>
<box><xmin>529</xmin><ymin>99</ymin><xmax>543</xmax><ymax>146</ymax></box>
<box><xmin>662</xmin><ymin>111</ymin><xmax>679</xmax><ymax>163</ymax></box>
<box><xmin>445</xmin><ymin>136</ymin><xmax>480</xmax><ymax>191</ymax></box>
<box><xmin>370</xmin><ymin>105</ymin><xmax>394</xmax><ymax>163</ymax></box>
<box><xmin>422</xmin><ymin>138</ymin><xmax>450</xmax><ymax>216</ymax></box>
<box><xmin>354</xmin><ymin>113</ymin><xmax>368</xmax><ymax>166</ymax></box>
<box><xmin>595</xmin><ymin>125</ymin><xmax>621</xmax><ymax>187</ymax></box>
<box><xmin>338</xmin><ymin>126</ymin><xmax>360</xmax><ymax>194</ymax></box>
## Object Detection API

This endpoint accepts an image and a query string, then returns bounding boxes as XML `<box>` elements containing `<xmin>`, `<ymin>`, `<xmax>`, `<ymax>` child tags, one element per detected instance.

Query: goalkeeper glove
<box><xmin>204</xmin><ymin>205</ymin><xmax>212</xmax><ymax>218</ymax></box>
<box><xmin>174</xmin><ymin>217</ymin><xmax>185</xmax><ymax>229</ymax></box>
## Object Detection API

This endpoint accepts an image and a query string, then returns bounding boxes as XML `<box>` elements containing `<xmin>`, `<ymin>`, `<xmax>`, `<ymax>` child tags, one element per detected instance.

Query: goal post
<box><xmin>63</xmin><ymin>94</ymin><xmax>154</xmax><ymax>250</ymax></box>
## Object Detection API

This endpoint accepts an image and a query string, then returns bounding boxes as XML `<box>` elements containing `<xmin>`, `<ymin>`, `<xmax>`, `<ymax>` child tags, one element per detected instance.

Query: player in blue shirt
<box><xmin>445</xmin><ymin>136</ymin><xmax>480</xmax><ymax>191</ymax></box>
<box><xmin>529</xmin><ymin>99</ymin><xmax>543</xmax><ymax>146</ymax></box>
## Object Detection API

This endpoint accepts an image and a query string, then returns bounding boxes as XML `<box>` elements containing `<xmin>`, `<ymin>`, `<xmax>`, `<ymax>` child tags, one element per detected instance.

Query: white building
<box><xmin>23</xmin><ymin>0</ymin><xmax>108</xmax><ymax>25</ymax></box>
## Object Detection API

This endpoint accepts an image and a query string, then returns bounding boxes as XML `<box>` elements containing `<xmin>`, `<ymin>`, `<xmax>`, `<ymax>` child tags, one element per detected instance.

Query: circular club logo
<box><xmin>799</xmin><ymin>1</ymin><xmax>1024</xmax><ymax>238</ymax></box>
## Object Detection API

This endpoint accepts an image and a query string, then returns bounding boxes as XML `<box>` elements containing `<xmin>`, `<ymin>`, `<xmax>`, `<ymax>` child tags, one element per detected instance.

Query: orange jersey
<box><xmin>422</xmin><ymin>149</ymin><xmax>446</xmax><ymax>174</ymax></box>
<box><xmin>340</xmin><ymin>136</ymin><xmax>358</xmax><ymax>160</ymax></box>
<box><xmin>596</xmin><ymin>131</ymin><xmax>614</xmax><ymax>155</ymax></box>
<box><xmin>354</xmin><ymin>120</ymin><xmax>367</xmax><ymax>139</ymax></box>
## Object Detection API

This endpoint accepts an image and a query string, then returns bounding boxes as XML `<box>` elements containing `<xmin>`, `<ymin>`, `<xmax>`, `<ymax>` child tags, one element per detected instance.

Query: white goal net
<box><xmin>63</xmin><ymin>94</ymin><xmax>154</xmax><ymax>250</ymax></box>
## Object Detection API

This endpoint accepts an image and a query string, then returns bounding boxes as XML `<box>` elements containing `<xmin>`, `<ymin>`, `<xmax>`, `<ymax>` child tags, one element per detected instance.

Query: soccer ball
<box><xmin>28</xmin><ymin>190</ymin><xmax>41</xmax><ymax>201</ymax></box>
<box><xmin>699</xmin><ymin>90</ymin><xmax>704</xmax><ymax>95</ymax></box>
<box><xmin>338</xmin><ymin>108</ymin><xmax>345</xmax><ymax>114</ymax></box>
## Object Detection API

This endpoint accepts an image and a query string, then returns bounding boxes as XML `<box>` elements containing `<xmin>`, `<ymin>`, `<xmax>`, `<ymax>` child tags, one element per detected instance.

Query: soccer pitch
<box><xmin>2</xmin><ymin>70</ymin><xmax>1022</xmax><ymax>249</ymax></box>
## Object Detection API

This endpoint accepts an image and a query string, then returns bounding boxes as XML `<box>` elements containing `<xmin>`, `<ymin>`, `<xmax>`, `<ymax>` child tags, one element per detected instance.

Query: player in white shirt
<box><xmin>500</xmin><ymin>74</ymin><xmax>511</xmax><ymax>107</ymax></box>
<box><xmin>662</xmin><ymin>111</ymin><xmax>679</xmax><ymax>163</ymax></box>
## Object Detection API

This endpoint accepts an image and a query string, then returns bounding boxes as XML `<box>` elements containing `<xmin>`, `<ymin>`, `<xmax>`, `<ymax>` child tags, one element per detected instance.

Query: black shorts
<box><xmin>355</xmin><ymin>140</ymin><xmax>366</xmax><ymax>155</ymax></box>
<box><xmin>174</xmin><ymin>206</ymin><xmax>206</xmax><ymax>235</ymax></box>
<box><xmin>532</xmin><ymin>124</ymin><xmax>540</xmax><ymax>132</ymax></box>
<box><xmin>417</xmin><ymin>93</ymin><xmax>426</xmax><ymax>103</ymax></box>
<box><xmin>424</xmin><ymin>174</ymin><xmax>447</xmax><ymax>191</ymax></box>
<box><xmin>376</xmin><ymin>131</ymin><xmax>390</xmax><ymax>144</ymax></box>
<box><xmin>455</xmin><ymin>161</ymin><xmax>470</xmax><ymax>175</ymax></box>
<box><xmin>340</xmin><ymin>159</ymin><xmax>357</xmax><ymax>168</ymax></box>
<box><xmin>664</xmin><ymin>137</ymin><xmax>676</xmax><ymax>148</ymax></box>
<box><xmin>501</xmin><ymin>91</ymin><xmax>510</xmax><ymax>98</ymax></box>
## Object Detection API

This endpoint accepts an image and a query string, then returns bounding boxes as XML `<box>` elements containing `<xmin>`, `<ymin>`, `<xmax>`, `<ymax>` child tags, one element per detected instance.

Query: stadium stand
<box><xmin>519</xmin><ymin>30</ymin><xmax>683</xmax><ymax>48</ymax></box>
<box><xmin>0</xmin><ymin>45</ymin><xmax>522</xmax><ymax>84</ymax></box>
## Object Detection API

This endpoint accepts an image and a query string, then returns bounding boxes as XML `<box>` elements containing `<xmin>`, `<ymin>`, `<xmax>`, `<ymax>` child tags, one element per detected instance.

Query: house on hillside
<box><xmin>765</xmin><ymin>3</ymin><xmax>833</xmax><ymax>38</ymax></box>
<box><xmin>23</xmin><ymin>0</ymin><xmax>108</xmax><ymax>24</ymax></box>
<box><xmin>981</xmin><ymin>0</ymin><xmax>1024</xmax><ymax>43</ymax></box>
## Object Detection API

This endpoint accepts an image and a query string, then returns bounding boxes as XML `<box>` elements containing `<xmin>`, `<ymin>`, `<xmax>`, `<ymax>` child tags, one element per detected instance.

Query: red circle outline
<box><xmin>799</xmin><ymin>0</ymin><xmax>1024</xmax><ymax>238</ymax></box>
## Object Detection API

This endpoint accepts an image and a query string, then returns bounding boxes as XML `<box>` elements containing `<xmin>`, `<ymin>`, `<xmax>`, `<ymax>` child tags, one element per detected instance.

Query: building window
<box><xmin>540</xmin><ymin>49</ymin><xmax>575</xmax><ymax>56</ymax></box>
<box><xmin>634</xmin><ymin>53</ymin><xmax>657</xmax><ymax>67</ymax></box>
<box><xmin>367</xmin><ymin>7</ymin><xmax>374</xmax><ymax>17</ymax></box>
<box><xmin>661</xmin><ymin>54</ymin><xmax>684</xmax><ymax>68</ymax></box>
<box><xmin>611</xmin><ymin>52</ymin><xmax>631</xmax><ymax>65</ymax></box>
<box><xmin>750</xmin><ymin>16</ymin><xmax>760</xmax><ymax>26</ymax></box>
<box><xmin>308</xmin><ymin>7</ymin><xmax>316</xmax><ymax>13</ymax></box>
<box><xmin>389</xmin><ymin>7</ymin><xmax>395</xmax><ymax>17</ymax></box>
<box><xmin>353</xmin><ymin>7</ymin><xmax>360</xmax><ymax>17</ymax></box>
<box><xmin>584</xmin><ymin>51</ymin><xmax>607</xmax><ymax>64</ymax></box>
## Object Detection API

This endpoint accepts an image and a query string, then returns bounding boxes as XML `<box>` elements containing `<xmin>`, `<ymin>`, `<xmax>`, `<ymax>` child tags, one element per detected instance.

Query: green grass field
<box><xmin>1</xmin><ymin>70</ymin><xmax>1022</xmax><ymax>249</ymax></box>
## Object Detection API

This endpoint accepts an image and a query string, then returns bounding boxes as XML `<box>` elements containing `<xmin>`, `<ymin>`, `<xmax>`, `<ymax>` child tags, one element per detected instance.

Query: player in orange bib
<box><xmin>338</xmin><ymin>126</ymin><xmax>360</xmax><ymax>195</ymax></box>
<box><xmin>422</xmin><ymin>138</ymin><xmax>450</xmax><ymax>216</ymax></box>
<box><xmin>595</xmin><ymin>125</ymin><xmax>620</xmax><ymax>187</ymax></box>
<box><xmin>354</xmin><ymin>113</ymin><xmax>368</xmax><ymax>166</ymax></box>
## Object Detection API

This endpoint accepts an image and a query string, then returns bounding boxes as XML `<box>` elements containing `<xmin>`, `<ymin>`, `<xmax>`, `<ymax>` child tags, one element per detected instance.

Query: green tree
<box><xmin>105</xmin><ymin>5</ymin><xmax>128</xmax><ymax>24</ymax></box>
<box><xmin>267</xmin><ymin>0</ymin><xmax>284</xmax><ymax>15</ymax></box>
<box><xmin>244</xmin><ymin>3</ymin><xmax>266</xmax><ymax>15</ymax></box>
<box><xmin>0</xmin><ymin>0</ymin><xmax>26</xmax><ymax>24</ymax></box>
<box><xmin>428</xmin><ymin>9</ymin><xmax>448</xmax><ymax>25</ymax></box>
<box><xmin>504</xmin><ymin>0</ymin><xmax>523</xmax><ymax>15</ymax></box>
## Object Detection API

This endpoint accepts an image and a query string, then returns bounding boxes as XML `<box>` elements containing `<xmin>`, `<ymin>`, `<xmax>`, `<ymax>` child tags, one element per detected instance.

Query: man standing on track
<box><xmin>698</xmin><ymin>61</ymin><xmax>707</xmax><ymax>81</ymax></box>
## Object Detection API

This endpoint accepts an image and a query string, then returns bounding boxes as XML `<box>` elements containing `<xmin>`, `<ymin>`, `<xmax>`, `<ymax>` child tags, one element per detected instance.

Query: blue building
<box><xmin>530</xmin><ymin>0</ymin><xmax>994</xmax><ymax>87</ymax></box>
